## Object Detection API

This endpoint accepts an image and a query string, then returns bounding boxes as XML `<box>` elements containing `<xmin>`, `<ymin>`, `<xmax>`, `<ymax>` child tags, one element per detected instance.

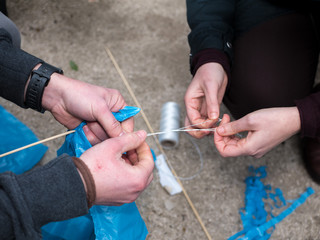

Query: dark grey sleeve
<box><xmin>0</xmin><ymin>12</ymin><xmax>20</xmax><ymax>48</ymax></box>
<box><xmin>0</xmin><ymin>27</ymin><xmax>43</xmax><ymax>108</ymax></box>
<box><xmin>0</xmin><ymin>154</ymin><xmax>89</xmax><ymax>240</ymax></box>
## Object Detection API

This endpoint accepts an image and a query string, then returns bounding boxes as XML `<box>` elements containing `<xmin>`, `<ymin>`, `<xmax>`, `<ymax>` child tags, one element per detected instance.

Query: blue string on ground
<box><xmin>228</xmin><ymin>166</ymin><xmax>314</xmax><ymax>240</ymax></box>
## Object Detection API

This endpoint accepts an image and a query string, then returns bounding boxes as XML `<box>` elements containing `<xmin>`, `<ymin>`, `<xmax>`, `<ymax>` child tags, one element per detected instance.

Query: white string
<box><xmin>176</xmin><ymin>132</ymin><xmax>204</xmax><ymax>181</ymax></box>
<box><xmin>151</xmin><ymin>119</ymin><xmax>221</xmax><ymax>181</ymax></box>
<box><xmin>178</xmin><ymin>118</ymin><xmax>222</xmax><ymax>131</ymax></box>
<box><xmin>147</xmin><ymin>118</ymin><xmax>221</xmax><ymax>137</ymax></box>
<box><xmin>147</xmin><ymin>128</ymin><xmax>216</xmax><ymax>137</ymax></box>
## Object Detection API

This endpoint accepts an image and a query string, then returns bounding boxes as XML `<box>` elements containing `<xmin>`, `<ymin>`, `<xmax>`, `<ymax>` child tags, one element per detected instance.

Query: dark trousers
<box><xmin>223</xmin><ymin>13</ymin><xmax>320</xmax><ymax>119</ymax></box>
<box><xmin>0</xmin><ymin>0</ymin><xmax>6</xmax><ymax>16</ymax></box>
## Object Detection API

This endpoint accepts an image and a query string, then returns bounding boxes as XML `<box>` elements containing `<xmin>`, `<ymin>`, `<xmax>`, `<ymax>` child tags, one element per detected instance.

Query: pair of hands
<box><xmin>42</xmin><ymin>72</ymin><xmax>154</xmax><ymax>206</ymax></box>
<box><xmin>185</xmin><ymin>63</ymin><xmax>301</xmax><ymax>158</ymax></box>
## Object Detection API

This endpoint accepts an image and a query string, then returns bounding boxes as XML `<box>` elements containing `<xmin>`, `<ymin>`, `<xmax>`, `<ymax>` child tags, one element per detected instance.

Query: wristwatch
<box><xmin>25</xmin><ymin>62</ymin><xmax>63</xmax><ymax>113</ymax></box>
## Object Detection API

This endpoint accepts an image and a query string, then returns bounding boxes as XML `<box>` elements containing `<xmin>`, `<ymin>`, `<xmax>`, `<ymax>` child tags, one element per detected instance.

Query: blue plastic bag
<box><xmin>42</xmin><ymin>107</ymin><xmax>148</xmax><ymax>240</ymax></box>
<box><xmin>0</xmin><ymin>105</ymin><xmax>48</xmax><ymax>174</ymax></box>
<box><xmin>42</xmin><ymin>214</ymin><xmax>95</xmax><ymax>240</ymax></box>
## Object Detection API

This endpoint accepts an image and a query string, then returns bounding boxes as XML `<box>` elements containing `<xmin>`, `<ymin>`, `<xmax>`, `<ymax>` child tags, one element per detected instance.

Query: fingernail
<box><xmin>82</xmin><ymin>125</ymin><xmax>89</xmax><ymax>133</ymax></box>
<box><xmin>136</xmin><ymin>130</ymin><xmax>146</xmax><ymax>138</ymax></box>
<box><xmin>209</xmin><ymin>112</ymin><xmax>218</xmax><ymax>120</ymax></box>
<box><xmin>217</xmin><ymin>126</ymin><xmax>225</xmax><ymax>134</ymax></box>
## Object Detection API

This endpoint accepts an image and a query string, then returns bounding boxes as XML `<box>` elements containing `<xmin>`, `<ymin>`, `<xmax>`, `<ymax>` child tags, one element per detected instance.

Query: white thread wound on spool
<box><xmin>158</xmin><ymin>102</ymin><xmax>180</xmax><ymax>149</ymax></box>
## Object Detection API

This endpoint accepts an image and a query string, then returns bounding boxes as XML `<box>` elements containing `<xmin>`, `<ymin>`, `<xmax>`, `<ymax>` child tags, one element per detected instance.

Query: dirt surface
<box><xmin>1</xmin><ymin>1</ymin><xmax>320</xmax><ymax>239</ymax></box>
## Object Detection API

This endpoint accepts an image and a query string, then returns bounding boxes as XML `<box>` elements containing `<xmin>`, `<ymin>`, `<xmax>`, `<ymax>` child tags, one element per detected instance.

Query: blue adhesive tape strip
<box><xmin>242</xmin><ymin>187</ymin><xmax>314</xmax><ymax>239</ymax></box>
<box><xmin>228</xmin><ymin>166</ymin><xmax>315</xmax><ymax>240</ymax></box>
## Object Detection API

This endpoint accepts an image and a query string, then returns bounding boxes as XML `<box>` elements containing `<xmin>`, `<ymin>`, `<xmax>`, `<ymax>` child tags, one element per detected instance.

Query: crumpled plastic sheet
<box><xmin>228</xmin><ymin>166</ymin><xmax>314</xmax><ymax>240</ymax></box>
<box><xmin>42</xmin><ymin>106</ymin><xmax>149</xmax><ymax>240</ymax></box>
<box><xmin>111</xmin><ymin>106</ymin><xmax>141</xmax><ymax>122</ymax></box>
<box><xmin>0</xmin><ymin>105</ymin><xmax>48</xmax><ymax>174</ymax></box>
<box><xmin>154</xmin><ymin>154</ymin><xmax>182</xmax><ymax>195</ymax></box>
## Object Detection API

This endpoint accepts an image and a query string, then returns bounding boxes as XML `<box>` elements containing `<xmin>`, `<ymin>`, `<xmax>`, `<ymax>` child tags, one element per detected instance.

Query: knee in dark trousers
<box><xmin>0</xmin><ymin>0</ymin><xmax>7</xmax><ymax>16</ymax></box>
<box><xmin>223</xmin><ymin>13</ymin><xmax>319</xmax><ymax>119</ymax></box>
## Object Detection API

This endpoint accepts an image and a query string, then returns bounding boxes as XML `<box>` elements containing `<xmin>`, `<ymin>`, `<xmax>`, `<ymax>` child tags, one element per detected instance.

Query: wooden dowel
<box><xmin>105</xmin><ymin>47</ymin><xmax>212</xmax><ymax>240</ymax></box>
<box><xmin>0</xmin><ymin>130</ymin><xmax>75</xmax><ymax>158</ymax></box>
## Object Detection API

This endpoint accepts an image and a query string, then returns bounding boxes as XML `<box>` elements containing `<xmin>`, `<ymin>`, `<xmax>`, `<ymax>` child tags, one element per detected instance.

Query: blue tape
<box><xmin>241</xmin><ymin>187</ymin><xmax>314</xmax><ymax>240</ymax></box>
<box><xmin>269</xmin><ymin>188</ymin><xmax>286</xmax><ymax>208</ymax></box>
<box><xmin>228</xmin><ymin>166</ymin><xmax>315</xmax><ymax>240</ymax></box>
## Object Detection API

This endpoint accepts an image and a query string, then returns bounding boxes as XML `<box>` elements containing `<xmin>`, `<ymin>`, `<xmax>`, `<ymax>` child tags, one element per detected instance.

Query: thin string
<box><xmin>147</xmin><ymin>128</ymin><xmax>216</xmax><ymax>137</ymax></box>
<box><xmin>105</xmin><ymin>47</ymin><xmax>212</xmax><ymax>240</ymax></box>
<box><xmin>148</xmin><ymin>118</ymin><xmax>221</xmax><ymax>136</ymax></box>
<box><xmin>158</xmin><ymin>132</ymin><xmax>204</xmax><ymax>181</ymax></box>
<box><xmin>151</xmin><ymin>120</ymin><xmax>218</xmax><ymax>180</ymax></box>
<box><xmin>0</xmin><ymin>125</ymin><xmax>215</xmax><ymax>158</ymax></box>
<box><xmin>178</xmin><ymin>118</ymin><xmax>222</xmax><ymax>131</ymax></box>
<box><xmin>0</xmin><ymin>117</ymin><xmax>223</xmax><ymax>159</ymax></box>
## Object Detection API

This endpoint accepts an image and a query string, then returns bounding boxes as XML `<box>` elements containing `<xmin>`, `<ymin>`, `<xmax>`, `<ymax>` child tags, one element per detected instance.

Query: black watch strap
<box><xmin>25</xmin><ymin>62</ymin><xmax>63</xmax><ymax>113</ymax></box>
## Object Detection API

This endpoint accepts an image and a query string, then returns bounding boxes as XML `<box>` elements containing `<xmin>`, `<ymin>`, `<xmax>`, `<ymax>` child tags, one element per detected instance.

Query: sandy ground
<box><xmin>1</xmin><ymin>0</ymin><xmax>320</xmax><ymax>239</ymax></box>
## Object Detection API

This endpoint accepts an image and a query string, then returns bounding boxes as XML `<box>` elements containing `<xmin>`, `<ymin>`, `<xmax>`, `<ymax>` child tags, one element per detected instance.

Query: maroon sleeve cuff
<box><xmin>190</xmin><ymin>48</ymin><xmax>231</xmax><ymax>79</ymax></box>
<box><xmin>295</xmin><ymin>91</ymin><xmax>320</xmax><ymax>138</ymax></box>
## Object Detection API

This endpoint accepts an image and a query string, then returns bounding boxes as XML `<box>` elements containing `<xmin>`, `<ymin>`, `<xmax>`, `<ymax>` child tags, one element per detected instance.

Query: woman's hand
<box><xmin>214</xmin><ymin>107</ymin><xmax>301</xmax><ymax>158</ymax></box>
<box><xmin>184</xmin><ymin>62</ymin><xmax>228</xmax><ymax>138</ymax></box>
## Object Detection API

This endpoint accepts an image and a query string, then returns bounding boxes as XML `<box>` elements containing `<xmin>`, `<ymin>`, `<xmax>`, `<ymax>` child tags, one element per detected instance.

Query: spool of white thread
<box><xmin>158</xmin><ymin>102</ymin><xmax>180</xmax><ymax>149</ymax></box>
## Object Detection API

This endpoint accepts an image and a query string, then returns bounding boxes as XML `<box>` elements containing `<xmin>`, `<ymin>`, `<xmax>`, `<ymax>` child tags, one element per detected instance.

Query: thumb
<box><xmin>113</xmin><ymin>130</ymin><xmax>147</xmax><ymax>154</ymax></box>
<box><xmin>134</xmin><ymin>141</ymin><xmax>154</xmax><ymax>182</ymax></box>
<box><xmin>203</xmin><ymin>85</ymin><xmax>220</xmax><ymax>120</ymax></box>
<box><xmin>216</xmin><ymin>116</ymin><xmax>246</xmax><ymax>136</ymax></box>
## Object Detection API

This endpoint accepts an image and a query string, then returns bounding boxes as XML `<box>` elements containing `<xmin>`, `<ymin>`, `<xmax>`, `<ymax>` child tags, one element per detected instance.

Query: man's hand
<box><xmin>214</xmin><ymin>107</ymin><xmax>301</xmax><ymax>158</ymax></box>
<box><xmin>42</xmin><ymin>73</ymin><xmax>133</xmax><ymax>144</ymax></box>
<box><xmin>80</xmin><ymin>130</ymin><xmax>154</xmax><ymax>206</ymax></box>
<box><xmin>184</xmin><ymin>62</ymin><xmax>227</xmax><ymax>138</ymax></box>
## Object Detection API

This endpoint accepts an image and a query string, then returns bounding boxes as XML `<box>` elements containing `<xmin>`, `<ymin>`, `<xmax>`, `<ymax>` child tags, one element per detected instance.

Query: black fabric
<box><xmin>0</xmin><ymin>0</ymin><xmax>7</xmax><ymax>16</ymax></box>
<box><xmin>0</xmin><ymin>11</ymin><xmax>20</xmax><ymax>47</ymax></box>
<box><xmin>187</xmin><ymin>0</ymin><xmax>320</xmax><ymax>138</ymax></box>
<box><xmin>186</xmin><ymin>0</ymin><xmax>320</xmax><ymax>73</ymax></box>
<box><xmin>223</xmin><ymin>13</ymin><xmax>319</xmax><ymax>119</ymax></box>
<box><xmin>0</xmin><ymin>154</ymin><xmax>88</xmax><ymax>239</ymax></box>
<box><xmin>0</xmin><ymin>28</ymin><xmax>43</xmax><ymax>108</ymax></box>
<box><xmin>186</xmin><ymin>0</ymin><xmax>294</xmax><ymax>68</ymax></box>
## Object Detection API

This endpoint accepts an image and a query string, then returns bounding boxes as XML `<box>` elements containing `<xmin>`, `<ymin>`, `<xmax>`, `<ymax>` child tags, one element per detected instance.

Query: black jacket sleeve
<box><xmin>295</xmin><ymin>91</ymin><xmax>320</xmax><ymax>138</ymax></box>
<box><xmin>186</xmin><ymin>0</ymin><xmax>236</xmax><ymax>61</ymax></box>
<box><xmin>0</xmin><ymin>28</ymin><xmax>43</xmax><ymax>108</ymax></box>
<box><xmin>0</xmin><ymin>154</ymin><xmax>89</xmax><ymax>240</ymax></box>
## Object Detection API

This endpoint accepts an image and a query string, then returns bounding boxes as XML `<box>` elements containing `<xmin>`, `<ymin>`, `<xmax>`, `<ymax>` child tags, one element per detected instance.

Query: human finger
<box><xmin>126</xmin><ymin>149</ymin><xmax>138</xmax><ymax>165</ymax></box>
<box><xmin>184</xmin><ymin>116</ymin><xmax>210</xmax><ymax>138</ymax></box>
<box><xmin>214</xmin><ymin>114</ymin><xmax>246</xmax><ymax>157</ymax></box>
<box><xmin>134</xmin><ymin>141</ymin><xmax>155</xmax><ymax>176</ymax></box>
<box><xmin>214</xmin><ymin>114</ymin><xmax>231</xmax><ymax>146</ymax></box>
<box><xmin>216</xmin><ymin>138</ymin><xmax>246</xmax><ymax>157</ymax></box>
<box><xmin>216</xmin><ymin>115</ymin><xmax>248</xmax><ymax>137</ymax></box>
<box><xmin>82</xmin><ymin>124</ymin><xmax>102</xmax><ymax>145</ymax></box>
<box><xmin>120</xmin><ymin>117</ymin><xmax>134</xmax><ymax>133</ymax></box>
<box><xmin>86</xmin><ymin>122</ymin><xmax>108</xmax><ymax>140</ymax></box>
<box><xmin>95</xmin><ymin>107</ymin><xmax>125</xmax><ymax>138</ymax></box>
<box><xmin>203</xmin><ymin>80</ymin><xmax>220</xmax><ymax>120</ymax></box>
<box><xmin>114</xmin><ymin>130</ymin><xmax>147</xmax><ymax>154</ymax></box>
